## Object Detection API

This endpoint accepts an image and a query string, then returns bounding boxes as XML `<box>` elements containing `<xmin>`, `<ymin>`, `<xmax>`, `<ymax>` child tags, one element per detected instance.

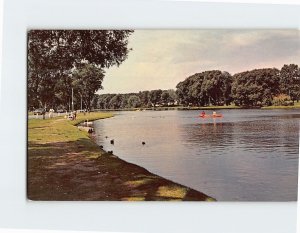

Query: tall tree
<box><xmin>28</xmin><ymin>30</ymin><xmax>133</xmax><ymax>109</ymax></box>
<box><xmin>109</xmin><ymin>94</ymin><xmax>123</xmax><ymax>109</ymax></box>
<box><xmin>161</xmin><ymin>91</ymin><xmax>171</xmax><ymax>105</ymax></box>
<box><xmin>127</xmin><ymin>95</ymin><xmax>142</xmax><ymax>108</ymax></box>
<box><xmin>139</xmin><ymin>91</ymin><xmax>150</xmax><ymax>107</ymax></box>
<box><xmin>176</xmin><ymin>70</ymin><xmax>232</xmax><ymax>106</ymax></box>
<box><xmin>280</xmin><ymin>64</ymin><xmax>300</xmax><ymax>102</ymax></box>
<box><xmin>232</xmin><ymin>68</ymin><xmax>280</xmax><ymax>106</ymax></box>
<box><xmin>149</xmin><ymin>89</ymin><xmax>163</xmax><ymax>107</ymax></box>
<box><xmin>72</xmin><ymin>64</ymin><xmax>105</xmax><ymax>109</ymax></box>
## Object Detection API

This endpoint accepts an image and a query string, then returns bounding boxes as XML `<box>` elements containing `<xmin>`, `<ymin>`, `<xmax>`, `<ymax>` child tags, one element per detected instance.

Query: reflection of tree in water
<box><xmin>180</xmin><ymin>119</ymin><xmax>299</xmax><ymax>159</ymax></box>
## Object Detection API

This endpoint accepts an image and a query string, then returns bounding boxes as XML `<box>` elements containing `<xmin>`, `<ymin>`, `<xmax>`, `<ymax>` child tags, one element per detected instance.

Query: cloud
<box><xmin>101</xmin><ymin>30</ymin><xmax>300</xmax><ymax>94</ymax></box>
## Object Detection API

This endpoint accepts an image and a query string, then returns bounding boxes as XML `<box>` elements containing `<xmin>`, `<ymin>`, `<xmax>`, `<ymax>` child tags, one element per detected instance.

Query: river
<box><xmin>93</xmin><ymin>109</ymin><xmax>299</xmax><ymax>201</ymax></box>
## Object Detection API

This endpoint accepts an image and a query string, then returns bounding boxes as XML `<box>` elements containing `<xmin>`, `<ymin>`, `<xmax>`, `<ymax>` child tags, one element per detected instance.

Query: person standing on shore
<box><xmin>49</xmin><ymin>108</ymin><xmax>54</xmax><ymax>118</ymax></box>
<box><xmin>73</xmin><ymin>111</ymin><xmax>77</xmax><ymax>120</ymax></box>
<box><xmin>42</xmin><ymin>108</ymin><xmax>46</xmax><ymax>120</ymax></box>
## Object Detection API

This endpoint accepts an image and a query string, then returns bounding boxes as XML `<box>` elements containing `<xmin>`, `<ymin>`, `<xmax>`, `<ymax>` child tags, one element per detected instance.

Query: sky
<box><xmin>100</xmin><ymin>29</ymin><xmax>300</xmax><ymax>94</ymax></box>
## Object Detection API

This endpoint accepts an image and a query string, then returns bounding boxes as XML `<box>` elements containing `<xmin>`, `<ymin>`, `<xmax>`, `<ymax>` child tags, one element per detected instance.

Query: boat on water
<box><xmin>199</xmin><ymin>111</ymin><xmax>223</xmax><ymax>118</ymax></box>
<box><xmin>199</xmin><ymin>114</ymin><xmax>223</xmax><ymax>118</ymax></box>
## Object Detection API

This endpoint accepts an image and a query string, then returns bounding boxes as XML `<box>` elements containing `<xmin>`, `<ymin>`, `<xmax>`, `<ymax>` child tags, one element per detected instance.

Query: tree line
<box><xmin>92</xmin><ymin>64</ymin><xmax>300</xmax><ymax>110</ymax></box>
<box><xmin>176</xmin><ymin>64</ymin><xmax>300</xmax><ymax>107</ymax></box>
<box><xmin>92</xmin><ymin>89</ymin><xmax>177</xmax><ymax>109</ymax></box>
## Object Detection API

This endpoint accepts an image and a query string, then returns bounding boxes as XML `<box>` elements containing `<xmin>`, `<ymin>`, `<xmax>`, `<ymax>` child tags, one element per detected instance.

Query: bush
<box><xmin>272</xmin><ymin>94</ymin><xmax>293</xmax><ymax>106</ymax></box>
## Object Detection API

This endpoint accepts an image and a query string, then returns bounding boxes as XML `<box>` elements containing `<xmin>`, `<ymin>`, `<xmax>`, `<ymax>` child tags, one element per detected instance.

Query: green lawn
<box><xmin>27</xmin><ymin>112</ymin><xmax>214</xmax><ymax>201</ymax></box>
<box><xmin>262</xmin><ymin>102</ymin><xmax>300</xmax><ymax>109</ymax></box>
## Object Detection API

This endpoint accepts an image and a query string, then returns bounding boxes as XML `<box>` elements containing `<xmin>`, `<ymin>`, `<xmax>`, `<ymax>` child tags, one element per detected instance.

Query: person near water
<box><xmin>212</xmin><ymin>111</ymin><xmax>217</xmax><ymax>116</ymax></box>
<box><xmin>200</xmin><ymin>111</ymin><xmax>206</xmax><ymax>117</ymax></box>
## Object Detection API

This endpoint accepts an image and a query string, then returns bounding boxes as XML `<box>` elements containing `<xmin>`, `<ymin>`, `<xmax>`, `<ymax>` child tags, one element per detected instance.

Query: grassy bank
<box><xmin>96</xmin><ymin>103</ymin><xmax>300</xmax><ymax>111</ymax></box>
<box><xmin>95</xmin><ymin>105</ymin><xmax>241</xmax><ymax>112</ymax></box>
<box><xmin>28</xmin><ymin>112</ymin><xmax>214</xmax><ymax>201</ymax></box>
<box><xmin>262</xmin><ymin>102</ymin><xmax>300</xmax><ymax>109</ymax></box>
<box><xmin>180</xmin><ymin>105</ymin><xmax>240</xmax><ymax>110</ymax></box>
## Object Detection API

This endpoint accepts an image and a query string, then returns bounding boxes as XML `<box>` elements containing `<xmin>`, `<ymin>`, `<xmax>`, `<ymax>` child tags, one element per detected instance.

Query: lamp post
<box><xmin>71</xmin><ymin>88</ymin><xmax>74</xmax><ymax>111</ymax></box>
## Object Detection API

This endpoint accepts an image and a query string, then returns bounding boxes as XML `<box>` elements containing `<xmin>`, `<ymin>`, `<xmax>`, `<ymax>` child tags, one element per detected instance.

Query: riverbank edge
<box><xmin>93</xmin><ymin>104</ymin><xmax>300</xmax><ymax>112</ymax></box>
<box><xmin>28</xmin><ymin>113</ymin><xmax>215</xmax><ymax>201</ymax></box>
<box><xmin>81</xmin><ymin>117</ymin><xmax>216</xmax><ymax>201</ymax></box>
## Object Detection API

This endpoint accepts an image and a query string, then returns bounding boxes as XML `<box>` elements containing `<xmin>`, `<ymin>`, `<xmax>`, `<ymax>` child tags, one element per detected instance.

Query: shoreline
<box><xmin>28</xmin><ymin>112</ymin><xmax>215</xmax><ymax>201</ymax></box>
<box><xmin>93</xmin><ymin>104</ymin><xmax>300</xmax><ymax>112</ymax></box>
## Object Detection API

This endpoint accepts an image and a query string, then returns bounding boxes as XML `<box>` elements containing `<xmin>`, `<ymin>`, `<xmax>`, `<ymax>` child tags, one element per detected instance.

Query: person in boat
<box><xmin>200</xmin><ymin>111</ymin><xmax>206</xmax><ymax>117</ymax></box>
<box><xmin>212</xmin><ymin>111</ymin><xmax>217</xmax><ymax>117</ymax></box>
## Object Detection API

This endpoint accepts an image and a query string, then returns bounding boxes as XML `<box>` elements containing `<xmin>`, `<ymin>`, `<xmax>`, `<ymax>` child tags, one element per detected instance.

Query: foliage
<box><xmin>93</xmin><ymin>89</ymin><xmax>178</xmax><ymax>110</ymax></box>
<box><xmin>127</xmin><ymin>95</ymin><xmax>142</xmax><ymax>108</ymax></box>
<box><xmin>176</xmin><ymin>70</ymin><xmax>232</xmax><ymax>106</ymax></box>
<box><xmin>272</xmin><ymin>94</ymin><xmax>292</xmax><ymax>106</ymax></box>
<box><xmin>280</xmin><ymin>64</ymin><xmax>300</xmax><ymax>102</ymax></box>
<box><xmin>149</xmin><ymin>89</ymin><xmax>163</xmax><ymax>106</ymax></box>
<box><xmin>28</xmin><ymin>30</ymin><xmax>133</xmax><ymax>109</ymax></box>
<box><xmin>72</xmin><ymin>63</ymin><xmax>105</xmax><ymax>109</ymax></box>
<box><xmin>231</xmin><ymin>68</ymin><xmax>280</xmax><ymax>106</ymax></box>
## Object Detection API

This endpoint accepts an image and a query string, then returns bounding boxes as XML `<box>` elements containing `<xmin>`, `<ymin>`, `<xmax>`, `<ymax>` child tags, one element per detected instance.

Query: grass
<box><xmin>184</xmin><ymin>104</ymin><xmax>240</xmax><ymax>110</ymax></box>
<box><xmin>28</xmin><ymin>112</ymin><xmax>214</xmax><ymax>201</ymax></box>
<box><xmin>98</xmin><ymin>105</ymin><xmax>241</xmax><ymax>111</ymax></box>
<box><xmin>262</xmin><ymin>102</ymin><xmax>300</xmax><ymax>109</ymax></box>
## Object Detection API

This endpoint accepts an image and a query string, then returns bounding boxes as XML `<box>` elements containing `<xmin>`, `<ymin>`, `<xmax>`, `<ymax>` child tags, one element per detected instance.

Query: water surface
<box><xmin>93</xmin><ymin>109</ymin><xmax>299</xmax><ymax>201</ymax></box>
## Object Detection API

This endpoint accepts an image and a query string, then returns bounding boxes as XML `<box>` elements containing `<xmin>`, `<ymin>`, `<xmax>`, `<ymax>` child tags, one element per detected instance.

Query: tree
<box><xmin>28</xmin><ymin>30</ymin><xmax>133</xmax><ymax>71</ymax></box>
<box><xmin>72</xmin><ymin>63</ymin><xmax>105</xmax><ymax>109</ymax></box>
<box><xmin>161</xmin><ymin>91</ymin><xmax>171</xmax><ymax>105</ymax></box>
<box><xmin>176</xmin><ymin>70</ymin><xmax>232</xmax><ymax>106</ymax></box>
<box><xmin>280</xmin><ymin>64</ymin><xmax>300</xmax><ymax>102</ymax></box>
<box><xmin>127</xmin><ymin>95</ymin><xmax>141</xmax><ymax>108</ymax></box>
<box><xmin>149</xmin><ymin>89</ymin><xmax>163</xmax><ymax>106</ymax></box>
<box><xmin>167</xmin><ymin>89</ymin><xmax>177</xmax><ymax>105</ymax></box>
<box><xmin>139</xmin><ymin>91</ymin><xmax>150</xmax><ymax>107</ymax></box>
<box><xmin>53</xmin><ymin>72</ymin><xmax>73</xmax><ymax>108</ymax></box>
<box><xmin>109</xmin><ymin>94</ymin><xmax>123</xmax><ymax>109</ymax></box>
<box><xmin>176</xmin><ymin>74</ymin><xmax>202</xmax><ymax>106</ymax></box>
<box><xmin>28</xmin><ymin>30</ymin><xmax>133</xmax><ymax>109</ymax></box>
<box><xmin>232</xmin><ymin>68</ymin><xmax>280</xmax><ymax>106</ymax></box>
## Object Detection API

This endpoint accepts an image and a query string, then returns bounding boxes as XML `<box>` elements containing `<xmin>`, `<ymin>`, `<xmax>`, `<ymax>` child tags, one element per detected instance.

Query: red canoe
<box><xmin>199</xmin><ymin>114</ymin><xmax>223</xmax><ymax>118</ymax></box>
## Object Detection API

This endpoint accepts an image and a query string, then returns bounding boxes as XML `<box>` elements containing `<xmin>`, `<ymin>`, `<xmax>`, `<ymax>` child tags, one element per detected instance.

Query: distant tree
<box><xmin>161</xmin><ymin>91</ymin><xmax>171</xmax><ymax>105</ymax></box>
<box><xmin>176</xmin><ymin>74</ymin><xmax>202</xmax><ymax>106</ymax></box>
<box><xmin>167</xmin><ymin>89</ymin><xmax>177</xmax><ymax>105</ymax></box>
<box><xmin>91</xmin><ymin>95</ymin><xmax>99</xmax><ymax>110</ymax></box>
<box><xmin>232</xmin><ymin>68</ymin><xmax>280</xmax><ymax>106</ymax></box>
<box><xmin>176</xmin><ymin>70</ymin><xmax>232</xmax><ymax>106</ymax></box>
<box><xmin>120</xmin><ymin>96</ymin><xmax>129</xmax><ymax>109</ymax></box>
<box><xmin>127</xmin><ymin>95</ymin><xmax>142</xmax><ymax>108</ymax></box>
<box><xmin>139</xmin><ymin>91</ymin><xmax>150</xmax><ymax>107</ymax></box>
<box><xmin>96</xmin><ymin>94</ymin><xmax>115</xmax><ymax>109</ymax></box>
<box><xmin>272</xmin><ymin>94</ymin><xmax>292</xmax><ymax>106</ymax></box>
<box><xmin>280</xmin><ymin>64</ymin><xmax>300</xmax><ymax>102</ymax></box>
<box><xmin>149</xmin><ymin>89</ymin><xmax>163</xmax><ymax>106</ymax></box>
<box><xmin>109</xmin><ymin>94</ymin><xmax>123</xmax><ymax>109</ymax></box>
<box><xmin>220</xmin><ymin>71</ymin><xmax>233</xmax><ymax>105</ymax></box>
<box><xmin>201</xmin><ymin>70</ymin><xmax>232</xmax><ymax>106</ymax></box>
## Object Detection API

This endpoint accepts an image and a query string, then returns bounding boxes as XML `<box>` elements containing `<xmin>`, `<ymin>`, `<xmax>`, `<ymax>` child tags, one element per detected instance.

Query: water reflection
<box><xmin>93</xmin><ymin>109</ymin><xmax>299</xmax><ymax>201</ymax></box>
